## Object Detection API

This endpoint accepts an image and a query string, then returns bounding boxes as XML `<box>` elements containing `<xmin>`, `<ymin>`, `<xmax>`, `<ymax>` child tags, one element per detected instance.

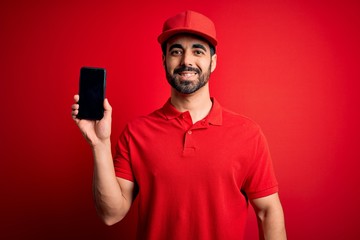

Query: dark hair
<box><xmin>161</xmin><ymin>34</ymin><xmax>216</xmax><ymax>56</ymax></box>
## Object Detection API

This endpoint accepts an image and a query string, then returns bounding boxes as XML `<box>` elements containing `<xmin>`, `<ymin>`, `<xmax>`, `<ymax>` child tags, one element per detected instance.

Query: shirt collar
<box><xmin>161</xmin><ymin>97</ymin><xmax>223</xmax><ymax>126</ymax></box>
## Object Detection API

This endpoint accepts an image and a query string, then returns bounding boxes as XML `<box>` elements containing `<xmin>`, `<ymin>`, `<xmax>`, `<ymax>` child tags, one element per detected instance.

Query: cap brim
<box><xmin>158</xmin><ymin>28</ymin><xmax>217</xmax><ymax>47</ymax></box>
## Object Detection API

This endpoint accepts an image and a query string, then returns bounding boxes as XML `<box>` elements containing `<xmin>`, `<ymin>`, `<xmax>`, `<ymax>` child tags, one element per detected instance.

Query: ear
<box><xmin>210</xmin><ymin>54</ymin><xmax>217</xmax><ymax>72</ymax></box>
<box><xmin>162</xmin><ymin>54</ymin><xmax>166</xmax><ymax>68</ymax></box>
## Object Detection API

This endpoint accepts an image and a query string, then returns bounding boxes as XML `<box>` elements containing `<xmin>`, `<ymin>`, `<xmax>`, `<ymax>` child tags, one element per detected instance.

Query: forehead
<box><xmin>166</xmin><ymin>33</ymin><xmax>210</xmax><ymax>49</ymax></box>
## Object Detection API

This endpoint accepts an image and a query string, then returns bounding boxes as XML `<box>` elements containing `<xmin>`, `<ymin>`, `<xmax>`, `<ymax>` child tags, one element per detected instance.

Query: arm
<box><xmin>250</xmin><ymin>193</ymin><xmax>287</xmax><ymax>240</ymax></box>
<box><xmin>72</xmin><ymin>95</ymin><xmax>134</xmax><ymax>225</ymax></box>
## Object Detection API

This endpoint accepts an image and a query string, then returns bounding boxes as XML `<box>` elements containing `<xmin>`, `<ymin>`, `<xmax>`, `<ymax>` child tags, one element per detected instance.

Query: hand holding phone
<box><xmin>77</xmin><ymin>67</ymin><xmax>106</xmax><ymax>120</ymax></box>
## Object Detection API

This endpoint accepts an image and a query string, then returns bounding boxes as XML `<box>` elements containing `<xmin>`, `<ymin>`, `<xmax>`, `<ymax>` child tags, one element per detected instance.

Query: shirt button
<box><xmin>187</xmin><ymin>130</ymin><xmax>192</xmax><ymax>135</ymax></box>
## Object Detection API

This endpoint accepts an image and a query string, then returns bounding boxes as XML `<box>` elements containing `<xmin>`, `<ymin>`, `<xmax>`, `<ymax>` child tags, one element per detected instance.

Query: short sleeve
<box><xmin>243</xmin><ymin>128</ymin><xmax>279</xmax><ymax>199</ymax></box>
<box><xmin>113</xmin><ymin>126</ymin><xmax>135</xmax><ymax>182</ymax></box>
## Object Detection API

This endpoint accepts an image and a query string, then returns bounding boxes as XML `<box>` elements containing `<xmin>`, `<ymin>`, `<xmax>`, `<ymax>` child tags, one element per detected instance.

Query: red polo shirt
<box><xmin>114</xmin><ymin>98</ymin><xmax>278</xmax><ymax>240</ymax></box>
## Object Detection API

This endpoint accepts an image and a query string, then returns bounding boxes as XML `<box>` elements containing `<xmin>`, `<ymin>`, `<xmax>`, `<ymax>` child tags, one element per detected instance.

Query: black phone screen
<box><xmin>77</xmin><ymin>67</ymin><xmax>106</xmax><ymax>120</ymax></box>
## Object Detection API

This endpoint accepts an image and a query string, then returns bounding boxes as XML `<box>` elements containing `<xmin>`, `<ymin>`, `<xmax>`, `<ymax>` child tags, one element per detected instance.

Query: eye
<box><xmin>170</xmin><ymin>49</ymin><xmax>183</xmax><ymax>56</ymax></box>
<box><xmin>194</xmin><ymin>50</ymin><xmax>205</xmax><ymax>55</ymax></box>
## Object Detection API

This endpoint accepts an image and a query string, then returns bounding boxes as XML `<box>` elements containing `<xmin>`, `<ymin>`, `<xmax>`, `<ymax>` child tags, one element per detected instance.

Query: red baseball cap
<box><xmin>158</xmin><ymin>10</ymin><xmax>217</xmax><ymax>47</ymax></box>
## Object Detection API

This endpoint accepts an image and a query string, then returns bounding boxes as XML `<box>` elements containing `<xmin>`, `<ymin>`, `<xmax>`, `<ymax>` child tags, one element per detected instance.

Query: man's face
<box><xmin>163</xmin><ymin>34</ymin><xmax>217</xmax><ymax>94</ymax></box>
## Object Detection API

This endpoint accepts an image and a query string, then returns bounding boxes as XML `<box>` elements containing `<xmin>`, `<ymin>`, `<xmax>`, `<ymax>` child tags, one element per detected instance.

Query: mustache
<box><xmin>174</xmin><ymin>66</ymin><xmax>201</xmax><ymax>75</ymax></box>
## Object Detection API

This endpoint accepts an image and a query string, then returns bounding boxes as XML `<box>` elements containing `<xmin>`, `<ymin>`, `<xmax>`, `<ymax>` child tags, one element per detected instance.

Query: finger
<box><xmin>103</xmin><ymin>98</ymin><xmax>112</xmax><ymax>119</ymax></box>
<box><xmin>74</xmin><ymin>94</ymin><xmax>79</xmax><ymax>103</ymax></box>
<box><xmin>72</xmin><ymin>109</ymin><xmax>79</xmax><ymax>115</ymax></box>
<box><xmin>71</xmin><ymin>103</ymin><xmax>79</xmax><ymax>111</ymax></box>
<box><xmin>72</xmin><ymin>95</ymin><xmax>80</xmax><ymax>121</ymax></box>
<box><xmin>104</xmin><ymin>98</ymin><xmax>112</xmax><ymax>112</ymax></box>
<box><xmin>72</xmin><ymin>109</ymin><xmax>80</xmax><ymax>123</ymax></box>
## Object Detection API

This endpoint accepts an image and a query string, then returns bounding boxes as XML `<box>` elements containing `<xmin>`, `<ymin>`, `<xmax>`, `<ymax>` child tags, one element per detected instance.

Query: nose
<box><xmin>180</xmin><ymin>50</ymin><xmax>194</xmax><ymax>66</ymax></box>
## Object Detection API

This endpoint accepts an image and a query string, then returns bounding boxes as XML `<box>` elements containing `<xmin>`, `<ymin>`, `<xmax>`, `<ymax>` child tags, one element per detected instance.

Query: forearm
<box><xmin>257</xmin><ymin>205</ymin><xmax>287</xmax><ymax>240</ymax></box>
<box><xmin>92</xmin><ymin>140</ymin><xmax>128</xmax><ymax>225</ymax></box>
<box><xmin>251</xmin><ymin>193</ymin><xmax>287</xmax><ymax>240</ymax></box>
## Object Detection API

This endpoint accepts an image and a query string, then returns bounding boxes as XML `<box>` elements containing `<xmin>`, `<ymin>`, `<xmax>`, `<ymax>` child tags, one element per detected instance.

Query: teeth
<box><xmin>180</xmin><ymin>73</ymin><xmax>196</xmax><ymax>77</ymax></box>
<box><xmin>183</xmin><ymin>73</ymin><xmax>194</xmax><ymax>77</ymax></box>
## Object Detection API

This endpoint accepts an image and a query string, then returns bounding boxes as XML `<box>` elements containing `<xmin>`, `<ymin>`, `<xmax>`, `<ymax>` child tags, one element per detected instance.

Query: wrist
<box><xmin>91</xmin><ymin>138</ymin><xmax>111</xmax><ymax>150</ymax></box>
<box><xmin>91</xmin><ymin>138</ymin><xmax>113</xmax><ymax>166</ymax></box>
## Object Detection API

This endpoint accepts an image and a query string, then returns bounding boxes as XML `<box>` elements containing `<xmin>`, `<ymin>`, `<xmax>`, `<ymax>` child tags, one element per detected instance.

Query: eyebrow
<box><xmin>169</xmin><ymin>44</ymin><xmax>183</xmax><ymax>52</ymax></box>
<box><xmin>168</xmin><ymin>43</ymin><xmax>208</xmax><ymax>52</ymax></box>
<box><xmin>192</xmin><ymin>44</ymin><xmax>207</xmax><ymax>52</ymax></box>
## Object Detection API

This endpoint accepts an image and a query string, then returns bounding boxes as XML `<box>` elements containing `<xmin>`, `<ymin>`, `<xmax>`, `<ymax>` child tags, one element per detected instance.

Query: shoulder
<box><xmin>123</xmin><ymin>107</ymin><xmax>166</xmax><ymax>132</ymax></box>
<box><xmin>221</xmin><ymin>107</ymin><xmax>261</xmax><ymax>132</ymax></box>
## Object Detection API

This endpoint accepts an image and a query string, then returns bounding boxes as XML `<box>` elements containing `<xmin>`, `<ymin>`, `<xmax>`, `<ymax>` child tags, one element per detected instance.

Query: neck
<box><xmin>170</xmin><ymin>84</ymin><xmax>213</xmax><ymax>124</ymax></box>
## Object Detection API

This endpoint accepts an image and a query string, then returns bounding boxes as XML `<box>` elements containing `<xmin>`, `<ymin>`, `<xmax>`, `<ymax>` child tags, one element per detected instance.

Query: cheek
<box><xmin>165</xmin><ymin>59</ymin><xmax>178</xmax><ymax>72</ymax></box>
<box><xmin>165</xmin><ymin>63</ymin><xmax>172</xmax><ymax>73</ymax></box>
<box><xmin>200</xmin><ymin>60</ymin><xmax>212</xmax><ymax>72</ymax></box>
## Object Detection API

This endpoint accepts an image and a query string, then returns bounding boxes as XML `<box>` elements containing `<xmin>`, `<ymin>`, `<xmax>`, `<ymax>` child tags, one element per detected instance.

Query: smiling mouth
<box><xmin>178</xmin><ymin>71</ymin><xmax>197</xmax><ymax>78</ymax></box>
<box><xmin>174</xmin><ymin>66</ymin><xmax>201</xmax><ymax>77</ymax></box>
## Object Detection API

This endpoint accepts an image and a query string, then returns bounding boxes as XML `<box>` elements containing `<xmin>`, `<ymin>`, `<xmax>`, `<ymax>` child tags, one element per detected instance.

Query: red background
<box><xmin>1</xmin><ymin>0</ymin><xmax>359</xmax><ymax>239</ymax></box>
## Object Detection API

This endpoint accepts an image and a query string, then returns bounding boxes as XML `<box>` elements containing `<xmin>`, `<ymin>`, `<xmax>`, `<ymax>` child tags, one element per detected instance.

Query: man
<box><xmin>72</xmin><ymin>10</ymin><xmax>286</xmax><ymax>240</ymax></box>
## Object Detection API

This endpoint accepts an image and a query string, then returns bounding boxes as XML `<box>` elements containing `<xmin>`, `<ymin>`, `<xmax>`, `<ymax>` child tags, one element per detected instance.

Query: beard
<box><xmin>165</xmin><ymin>64</ymin><xmax>212</xmax><ymax>94</ymax></box>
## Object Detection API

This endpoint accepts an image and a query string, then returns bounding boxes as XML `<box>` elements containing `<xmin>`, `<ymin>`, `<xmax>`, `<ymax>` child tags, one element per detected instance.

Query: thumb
<box><xmin>103</xmin><ymin>98</ymin><xmax>112</xmax><ymax>118</ymax></box>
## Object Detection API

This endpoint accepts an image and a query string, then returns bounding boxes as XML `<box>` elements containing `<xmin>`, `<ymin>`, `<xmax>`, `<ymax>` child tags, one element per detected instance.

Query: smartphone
<box><xmin>77</xmin><ymin>66</ymin><xmax>106</xmax><ymax>120</ymax></box>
